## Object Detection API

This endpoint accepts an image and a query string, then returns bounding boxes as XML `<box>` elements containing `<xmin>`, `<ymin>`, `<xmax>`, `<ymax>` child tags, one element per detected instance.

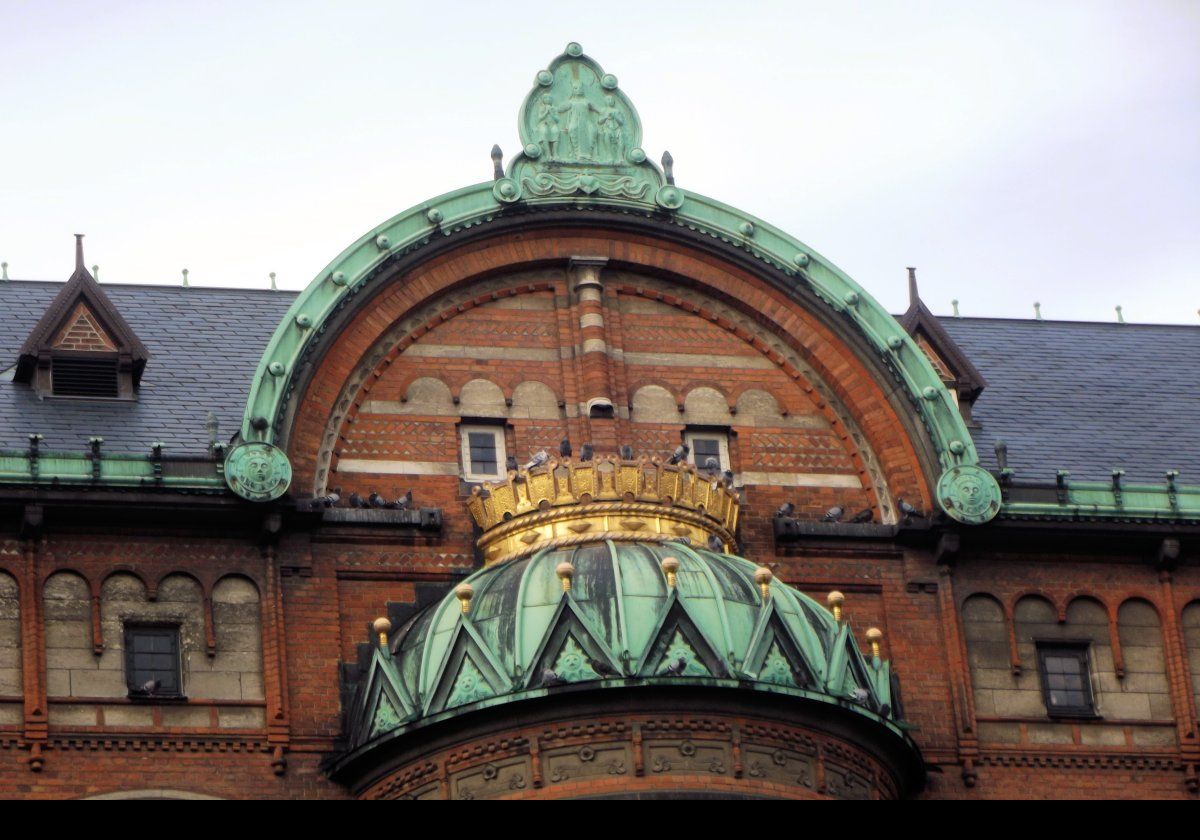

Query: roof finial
<box><xmin>206</xmin><ymin>411</ymin><xmax>219</xmax><ymax>445</ymax></box>
<box><xmin>181</xmin><ymin>268</ymin><xmax>189</xmax><ymax>288</ymax></box>
<box><xmin>491</xmin><ymin>144</ymin><xmax>504</xmax><ymax>180</ymax></box>
<box><xmin>92</xmin><ymin>265</ymin><xmax>99</xmax><ymax>281</ymax></box>
<box><xmin>269</xmin><ymin>272</ymin><xmax>277</xmax><ymax>291</ymax></box>
<box><xmin>661</xmin><ymin>151</ymin><xmax>675</xmax><ymax>186</ymax></box>
<box><xmin>1115</xmin><ymin>305</ymin><xmax>1125</xmax><ymax>324</ymax></box>
<box><xmin>906</xmin><ymin>267</ymin><xmax>918</xmax><ymax>308</ymax></box>
<box><xmin>74</xmin><ymin>234</ymin><xmax>85</xmax><ymax>272</ymax></box>
<box><xmin>1</xmin><ymin>262</ymin><xmax>7</xmax><ymax>281</ymax></box>
<box><xmin>951</xmin><ymin>299</ymin><xmax>960</xmax><ymax>317</ymax></box>
<box><xmin>1033</xmin><ymin>302</ymin><xmax>1042</xmax><ymax>320</ymax></box>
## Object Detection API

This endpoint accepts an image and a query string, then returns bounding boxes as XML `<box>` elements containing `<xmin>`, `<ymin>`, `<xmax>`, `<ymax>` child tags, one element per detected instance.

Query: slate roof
<box><xmin>1</xmin><ymin>280</ymin><xmax>1196</xmax><ymax>483</ymax></box>
<box><xmin>942</xmin><ymin>317</ymin><xmax>1200</xmax><ymax>484</ymax></box>
<box><xmin>0</xmin><ymin>280</ymin><xmax>297</xmax><ymax>455</ymax></box>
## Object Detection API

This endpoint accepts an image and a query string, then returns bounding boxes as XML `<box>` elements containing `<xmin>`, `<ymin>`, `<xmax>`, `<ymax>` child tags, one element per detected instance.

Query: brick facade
<box><xmin>1</xmin><ymin>222</ymin><xmax>1196</xmax><ymax>799</ymax></box>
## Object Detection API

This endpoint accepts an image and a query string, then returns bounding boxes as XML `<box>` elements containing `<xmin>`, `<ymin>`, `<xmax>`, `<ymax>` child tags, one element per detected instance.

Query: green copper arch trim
<box><xmin>239</xmin><ymin>43</ymin><xmax>989</xmax><ymax>518</ymax></box>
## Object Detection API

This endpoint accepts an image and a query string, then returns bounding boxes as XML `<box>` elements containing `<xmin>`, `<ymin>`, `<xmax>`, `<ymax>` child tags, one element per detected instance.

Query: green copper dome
<box><xmin>345</xmin><ymin>541</ymin><xmax>906</xmax><ymax>750</ymax></box>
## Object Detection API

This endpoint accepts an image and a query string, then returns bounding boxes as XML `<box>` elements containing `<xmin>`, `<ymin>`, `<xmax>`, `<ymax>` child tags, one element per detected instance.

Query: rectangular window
<box><xmin>125</xmin><ymin>625</ymin><xmax>183</xmax><ymax>699</ymax></box>
<box><xmin>685</xmin><ymin>431</ymin><xmax>729</xmax><ymax>472</ymax></box>
<box><xmin>460</xmin><ymin>425</ymin><xmax>506</xmax><ymax>481</ymax></box>
<box><xmin>1036</xmin><ymin>643</ymin><xmax>1095</xmax><ymax>717</ymax></box>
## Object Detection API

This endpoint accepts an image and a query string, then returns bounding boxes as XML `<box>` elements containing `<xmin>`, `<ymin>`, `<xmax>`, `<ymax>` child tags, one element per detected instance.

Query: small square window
<box><xmin>685</xmin><ymin>431</ymin><xmax>729</xmax><ymax>473</ymax></box>
<box><xmin>1036</xmin><ymin>643</ymin><xmax>1095</xmax><ymax>717</ymax></box>
<box><xmin>460</xmin><ymin>425</ymin><xmax>507</xmax><ymax>481</ymax></box>
<box><xmin>125</xmin><ymin>625</ymin><xmax>183</xmax><ymax>699</ymax></box>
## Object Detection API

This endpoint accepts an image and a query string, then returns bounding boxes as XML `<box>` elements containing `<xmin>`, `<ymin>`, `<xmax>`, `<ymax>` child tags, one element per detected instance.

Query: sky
<box><xmin>1</xmin><ymin>0</ymin><xmax>1197</xmax><ymax>324</ymax></box>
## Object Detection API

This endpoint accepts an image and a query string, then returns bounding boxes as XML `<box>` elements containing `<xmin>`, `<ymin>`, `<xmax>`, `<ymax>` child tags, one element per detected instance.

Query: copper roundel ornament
<box><xmin>224</xmin><ymin>442</ymin><xmax>293</xmax><ymax>502</ymax></box>
<box><xmin>937</xmin><ymin>464</ymin><xmax>1001</xmax><ymax>525</ymax></box>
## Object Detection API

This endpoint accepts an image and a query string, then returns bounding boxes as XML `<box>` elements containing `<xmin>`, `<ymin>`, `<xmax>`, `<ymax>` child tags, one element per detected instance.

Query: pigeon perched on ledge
<box><xmin>662</xmin><ymin>657</ymin><xmax>689</xmax><ymax>677</ymax></box>
<box><xmin>524</xmin><ymin>450</ymin><xmax>549</xmax><ymax>470</ymax></box>
<box><xmin>588</xmin><ymin>658</ymin><xmax>620</xmax><ymax>679</ymax></box>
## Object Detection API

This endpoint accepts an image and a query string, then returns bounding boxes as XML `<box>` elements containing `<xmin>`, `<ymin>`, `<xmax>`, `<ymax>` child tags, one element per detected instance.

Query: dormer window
<box><xmin>13</xmin><ymin>235</ymin><xmax>148</xmax><ymax>400</ymax></box>
<box><xmin>51</xmin><ymin>352</ymin><xmax>121</xmax><ymax>398</ymax></box>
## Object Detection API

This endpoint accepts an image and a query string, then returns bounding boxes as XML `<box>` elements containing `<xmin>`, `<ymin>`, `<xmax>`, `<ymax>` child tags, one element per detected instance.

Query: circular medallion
<box><xmin>493</xmin><ymin>178</ymin><xmax>520</xmax><ymax>204</ymax></box>
<box><xmin>225</xmin><ymin>442</ymin><xmax>293</xmax><ymax>502</ymax></box>
<box><xmin>654</xmin><ymin>184</ymin><xmax>684</xmax><ymax>210</ymax></box>
<box><xmin>936</xmin><ymin>464</ymin><xmax>1001</xmax><ymax>525</ymax></box>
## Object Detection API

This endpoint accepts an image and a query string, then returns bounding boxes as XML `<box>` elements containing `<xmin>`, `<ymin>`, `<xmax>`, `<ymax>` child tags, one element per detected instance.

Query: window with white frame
<box><xmin>459</xmin><ymin>425</ymin><xmax>506</xmax><ymax>481</ymax></box>
<box><xmin>685</xmin><ymin>430</ymin><xmax>729</xmax><ymax>472</ymax></box>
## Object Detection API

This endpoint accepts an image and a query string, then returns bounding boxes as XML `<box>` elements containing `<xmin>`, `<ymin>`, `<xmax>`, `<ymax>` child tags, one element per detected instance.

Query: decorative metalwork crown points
<box><xmin>467</xmin><ymin>455</ymin><xmax>740</xmax><ymax>565</ymax></box>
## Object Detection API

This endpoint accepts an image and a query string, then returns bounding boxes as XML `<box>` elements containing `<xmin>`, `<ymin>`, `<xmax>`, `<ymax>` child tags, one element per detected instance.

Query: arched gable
<box><xmin>230</xmin><ymin>43</ymin><xmax>994</xmax><ymax>524</ymax></box>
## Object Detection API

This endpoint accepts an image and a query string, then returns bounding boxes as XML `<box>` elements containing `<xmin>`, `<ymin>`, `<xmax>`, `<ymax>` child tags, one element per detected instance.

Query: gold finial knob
<box><xmin>556</xmin><ymin>561</ymin><xmax>575</xmax><ymax>593</ymax></box>
<box><xmin>753</xmin><ymin>566</ymin><xmax>774</xmax><ymax>599</ymax></box>
<box><xmin>455</xmin><ymin>583</ymin><xmax>475</xmax><ymax>615</ymax></box>
<box><xmin>866</xmin><ymin>627</ymin><xmax>883</xmax><ymax>658</ymax></box>
<box><xmin>827</xmin><ymin>591</ymin><xmax>845</xmax><ymax>623</ymax></box>
<box><xmin>372</xmin><ymin>616</ymin><xmax>392</xmax><ymax>648</ymax></box>
<box><xmin>661</xmin><ymin>556</ymin><xmax>680</xmax><ymax>588</ymax></box>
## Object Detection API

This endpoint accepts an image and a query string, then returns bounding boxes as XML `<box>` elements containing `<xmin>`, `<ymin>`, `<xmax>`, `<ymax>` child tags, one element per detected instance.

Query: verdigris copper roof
<box><xmin>0</xmin><ymin>280</ymin><xmax>297</xmax><ymax>454</ymax></box>
<box><xmin>942</xmin><ymin>317</ymin><xmax>1200</xmax><ymax>484</ymax></box>
<box><xmin>343</xmin><ymin>540</ymin><xmax>902</xmax><ymax>751</ymax></box>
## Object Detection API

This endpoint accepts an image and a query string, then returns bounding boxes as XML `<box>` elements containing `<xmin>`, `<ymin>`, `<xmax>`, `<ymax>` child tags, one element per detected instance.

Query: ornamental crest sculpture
<box><xmin>494</xmin><ymin>43</ymin><xmax>683</xmax><ymax>210</ymax></box>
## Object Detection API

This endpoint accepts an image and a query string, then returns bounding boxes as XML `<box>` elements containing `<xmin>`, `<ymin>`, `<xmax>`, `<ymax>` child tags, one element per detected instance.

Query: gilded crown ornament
<box><xmin>467</xmin><ymin>453</ymin><xmax>740</xmax><ymax>566</ymax></box>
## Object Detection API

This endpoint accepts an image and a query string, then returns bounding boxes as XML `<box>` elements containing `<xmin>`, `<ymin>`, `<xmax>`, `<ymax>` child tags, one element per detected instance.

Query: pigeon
<box><xmin>368</xmin><ymin>492</ymin><xmax>387</xmax><ymax>508</ymax></box>
<box><xmin>619</xmin><ymin>444</ymin><xmax>634</xmax><ymax>460</ymax></box>
<box><xmin>524</xmin><ymin>450</ymin><xmax>549</xmax><ymax>470</ymax></box>
<box><xmin>559</xmin><ymin>438</ymin><xmax>572</xmax><ymax>458</ymax></box>
<box><xmin>393</xmin><ymin>490</ymin><xmax>413</xmax><ymax>510</ymax></box>
<box><xmin>897</xmin><ymin>498</ymin><xmax>924</xmax><ymax>518</ymax></box>
<box><xmin>848</xmin><ymin>687</ymin><xmax>871</xmax><ymax>705</ymax></box>
<box><xmin>703</xmin><ymin>456</ymin><xmax>720</xmax><ymax>476</ymax></box>
<box><xmin>349</xmin><ymin>492</ymin><xmax>367</xmax><ymax>509</ymax></box>
<box><xmin>316</xmin><ymin>489</ymin><xmax>340</xmax><ymax>508</ymax></box>
<box><xmin>662</xmin><ymin>657</ymin><xmax>689</xmax><ymax>677</ymax></box>
<box><xmin>707</xmin><ymin>534</ymin><xmax>725</xmax><ymax>552</ymax></box>
<box><xmin>879</xmin><ymin>703</ymin><xmax>892</xmax><ymax>719</ymax></box>
<box><xmin>667</xmin><ymin>443</ymin><xmax>689</xmax><ymax>465</ymax></box>
<box><xmin>588</xmin><ymin>658</ymin><xmax>620</xmax><ymax>679</ymax></box>
<box><xmin>721</xmin><ymin>470</ymin><xmax>735</xmax><ymax>487</ymax></box>
<box><xmin>541</xmin><ymin>668</ymin><xmax>567</xmax><ymax>687</ymax></box>
<box><xmin>140</xmin><ymin>679</ymin><xmax>161</xmax><ymax>695</ymax></box>
<box><xmin>505</xmin><ymin>455</ymin><xmax>519</xmax><ymax>472</ymax></box>
<box><xmin>776</xmin><ymin>501</ymin><xmax>795</xmax><ymax>518</ymax></box>
<box><xmin>579</xmin><ymin>442</ymin><xmax>594</xmax><ymax>461</ymax></box>
<box><xmin>849</xmin><ymin>508</ymin><xmax>873</xmax><ymax>524</ymax></box>
<box><xmin>822</xmin><ymin>506</ymin><xmax>844</xmax><ymax>522</ymax></box>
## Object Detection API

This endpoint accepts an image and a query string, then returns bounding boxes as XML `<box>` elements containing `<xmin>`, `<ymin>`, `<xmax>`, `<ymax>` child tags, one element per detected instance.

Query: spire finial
<box><xmin>269</xmin><ymin>272</ymin><xmax>277</xmax><ymax>291</ymax></box>
<box><xmin>1033</xmin><ymin>302</ymin><xmax>1042</xmax><ymax>321</ymax></box>
<box><xmin>1115</xmin><ymin>305</ymin><xmax>1125</xmax><ymax>324</ymax></box>
<box><xmin>906</xmin><ymin>267</ymin><xmax>918</xmax><ymax>307</ymax></box>
<box><xmin>74</xmin><ymin>234</ymin><xmax>85</xmax><ymax>272</ymax></box>
<box><xmin>1</xmin><ymin>262</ymin><xmax>7</xmax><ymax>281</ymax></box>
<box><xmin>92</xmin><ymin>265</ymin><xmax>99</xmax><ymax>281</ymax></box>
<box><xmin>661</xmin><ymin>151</ymin><xmax>675</xmax><ymax>186</ymax></box>
<box><xmin>181</xmin><ymin>268</ymin><xmax>189</xmax><ymax>288</ymax></box>
<box><xmin>951</xmin><ymin>299</ymin><xmax>960</xmax><ymax>317</ymax></box>
<box><xmin>491</xmin><ymin>144</ymin><xmax>504</xmax><ymax>180</ymax></box>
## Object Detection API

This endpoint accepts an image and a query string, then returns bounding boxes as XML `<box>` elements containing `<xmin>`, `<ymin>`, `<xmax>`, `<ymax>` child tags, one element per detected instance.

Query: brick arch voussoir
<box><xmin>285</xmin><ymin>231</ymin><xmax>932</xmax><ymax>506</ymax></box>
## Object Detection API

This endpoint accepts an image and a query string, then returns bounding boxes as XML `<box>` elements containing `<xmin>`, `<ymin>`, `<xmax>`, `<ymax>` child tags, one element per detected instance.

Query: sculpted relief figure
<box><xmin>598</xmin><ymin>95</ymin><xmax>625</xmax><ymax>164</ymax></box>
<box><xmin>557</xmin><ymin>81</ymin><xmax>600</xmax><ymax>162</ymax></box>
<box><xmin>535</xmin><ymin>94</ymin><xmax>561</xmax><ymax>161</ymax></box>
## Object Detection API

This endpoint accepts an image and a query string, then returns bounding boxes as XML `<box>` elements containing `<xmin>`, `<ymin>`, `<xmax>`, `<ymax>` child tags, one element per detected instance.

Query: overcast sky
<box><xmin>2</xmin><ymin>1</ymin><xmax>1197</xmax><ymax>324</ymax></box>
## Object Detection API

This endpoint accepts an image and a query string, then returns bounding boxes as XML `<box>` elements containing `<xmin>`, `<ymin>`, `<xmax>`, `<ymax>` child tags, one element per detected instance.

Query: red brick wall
<box><xmin>1</xmin><ymin>224</ymin><xmax>1196</xmax><ymax>799</ymax></box>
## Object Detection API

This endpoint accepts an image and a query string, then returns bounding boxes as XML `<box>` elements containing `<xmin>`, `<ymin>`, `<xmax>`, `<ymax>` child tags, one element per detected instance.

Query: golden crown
<box><xmin>467</xmin><ymin>455</ymin><xmax>740</xmax><ymax>566</ymax></box>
